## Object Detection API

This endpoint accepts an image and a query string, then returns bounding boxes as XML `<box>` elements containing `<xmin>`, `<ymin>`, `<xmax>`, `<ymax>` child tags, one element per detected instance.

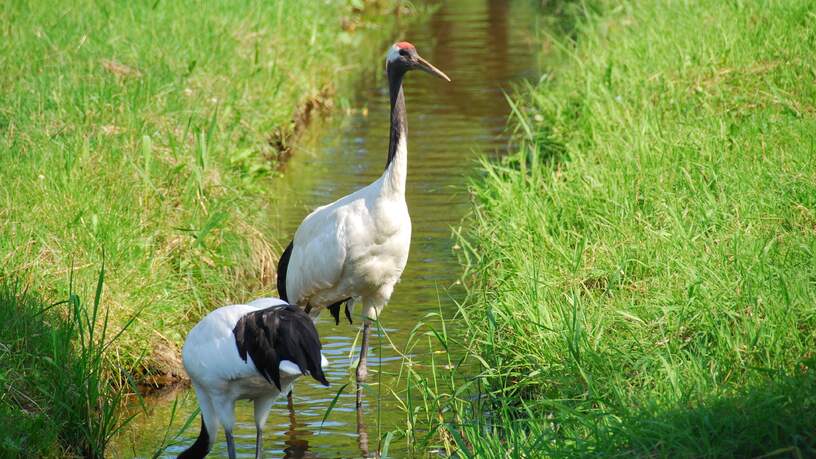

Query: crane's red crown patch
<box><xmin>396</xmin><ymin>41</ymin><xmax>415</xmax><ymax>50</ymax></box>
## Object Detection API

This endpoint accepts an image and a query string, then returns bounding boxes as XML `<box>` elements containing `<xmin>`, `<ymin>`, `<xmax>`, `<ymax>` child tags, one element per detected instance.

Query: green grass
<box><xmin>0</xmin><ymin>267</ymin><xmax>137</xmax><ymax>458</ymax></box>
<box><xmin>0</xmin><ymin>1</ymin><xmax>409</xmax><ymax>455</ymax></box>
<box><xmin>0</xmin><ymin>0</ymin><xmax>404</xmax><ymax>379</ymax></box>
<box><xmin>423</xmin><ymin>0</ymin><xmax>816</xmax><ymax>456</ymax></box>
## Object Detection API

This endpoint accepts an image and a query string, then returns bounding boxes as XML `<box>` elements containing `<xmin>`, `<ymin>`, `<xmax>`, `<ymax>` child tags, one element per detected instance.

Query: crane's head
<box><xmin>386</xmin><ymin>41</ymin><xmax>451</xmax><ymax>82</ymax></box>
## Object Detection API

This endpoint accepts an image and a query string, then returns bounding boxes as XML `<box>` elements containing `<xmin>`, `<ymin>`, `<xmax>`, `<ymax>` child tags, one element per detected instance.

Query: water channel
<box><xmin>121</xmin><ymin>1</ymin><xmax>542</xmax><ymax>456</ymax></box>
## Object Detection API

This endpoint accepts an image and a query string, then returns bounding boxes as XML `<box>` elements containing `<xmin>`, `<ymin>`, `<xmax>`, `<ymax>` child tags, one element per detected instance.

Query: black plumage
<box><xmin>384</xmin><ymin>54</ymin><xmax>409</xmax><ymax>169</ymax></box>
<box><xmin>327</xmin><ymin>297</ymin><xmax>354</xmax><ymax>326</ymax></box>
<box><xmin>276</xmin><ymin>241</ymin><xmax>293</xmax><ymax>302</ymax></box>
<box><xmin>232</xmin><ymin>305</ymin><xmax>328</xmax><ymax>391</ymax></box>
<box><xmin>177</xmin><ymin>415</ymin><xmax>210</xmax><ymax>459</ymax></box>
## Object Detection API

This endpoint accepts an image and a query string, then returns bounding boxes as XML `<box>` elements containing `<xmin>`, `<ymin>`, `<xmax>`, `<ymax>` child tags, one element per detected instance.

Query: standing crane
<box><xmin>276</xmin><ymin>42</ymin><xmax>450</xmax><ymax>405</ymax></box>
<box><xmin>178</xmin><ymin>298</ymin><xmax>329</xmax><ymax>459</ymax></box>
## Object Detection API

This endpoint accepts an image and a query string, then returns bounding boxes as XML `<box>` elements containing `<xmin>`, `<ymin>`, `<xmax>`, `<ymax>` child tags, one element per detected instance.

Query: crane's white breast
<box><xmin>287</xmin><ymin>180</ymin><xmax>412</xmax><ymax>307</ymax></box>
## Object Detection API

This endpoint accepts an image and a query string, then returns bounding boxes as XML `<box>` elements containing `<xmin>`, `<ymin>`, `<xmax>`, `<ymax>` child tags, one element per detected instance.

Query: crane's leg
<box><xmin>225</xmin><ymin>431</ymin><xmax>237</xmax><ymax>459</ymax></box>
<box><xmin>287</xmin><ymin>390</ymin><xmax>294</xmax><ymax>412</ymax></box>
<box><xmin>357</xmin><ymin>402</ymin><xmax>370</xmax><ymax>457</ymax></box>
<box><xmin>255</xmin><ymin>429</ymin><xmax>264</xmax><ymax>459</ymax></box>
<box><xmin>355</xmin><ymin>320</ymin><xmax>371</xmax><ymax>409</ymax></box>
<box><xmin>254</xmin><ymin>396</ymin><xmax>276</xmax><ymax>459</ymax></box>
<box><xmin>214</xmin><ymin>394</ymin><xmax>237</xmax><ymax>459</ymax></box>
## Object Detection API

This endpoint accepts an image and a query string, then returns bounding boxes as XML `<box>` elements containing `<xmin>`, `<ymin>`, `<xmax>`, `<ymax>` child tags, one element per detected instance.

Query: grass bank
<box><xmin>0</xmin><ymin>269</ymin><xmax>135</xmax><ymax>458</ymax></box>
<box><xmin>435</xmin><ymin>0</ymin><xmax>816</xmax><ymax>456</ymax></box>
<box><xmin>1</xmin><ymin>1</ymin><xmax>408</xmax><ymax>455</ymax></box>
<box><xmin>0</xmin><ymin>0</ymin><xmax>405</xmax><ymax>383</ymax></box>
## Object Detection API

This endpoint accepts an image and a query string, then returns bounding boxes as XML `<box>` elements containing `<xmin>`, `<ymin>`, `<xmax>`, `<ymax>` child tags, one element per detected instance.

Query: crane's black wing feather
<box><xmin>276</xmin><ymin>241</ymin><xmax>294</xmax><ymax>302</ymax></box>
<box><xmin>232</xmin><ymin>305</ymin><xmax>329</xmax><ymax>390</ymax></box>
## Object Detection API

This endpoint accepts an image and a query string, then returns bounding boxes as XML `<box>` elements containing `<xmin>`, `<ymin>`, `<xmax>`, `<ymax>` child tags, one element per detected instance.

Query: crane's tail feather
<box><xmin>276</xmin><ymin>241</ymin><xmax>294</xmax><ymax>302</ymax></box>
<box><xmin>344</xmin><ymin>300</ymin><xmax>354</xmax><ymax>325</ymax></box>
<box><xmin>327</xmin><ymin>298</ymin><xmax>353</xmax><ymax>325</ymax></box>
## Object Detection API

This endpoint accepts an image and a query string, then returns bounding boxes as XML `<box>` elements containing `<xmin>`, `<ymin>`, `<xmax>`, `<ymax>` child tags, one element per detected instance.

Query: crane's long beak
<box><xmin>415</xmin><ymin>55</ymin><xmax>451</xmax><ymax>82</ymax></box>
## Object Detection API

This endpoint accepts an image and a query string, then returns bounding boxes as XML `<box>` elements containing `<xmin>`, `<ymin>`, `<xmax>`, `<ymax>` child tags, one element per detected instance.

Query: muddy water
<box><xmin>122</xmin><ymin>1</ymin><xmax>541</xmax><ymax>457</ymax></box>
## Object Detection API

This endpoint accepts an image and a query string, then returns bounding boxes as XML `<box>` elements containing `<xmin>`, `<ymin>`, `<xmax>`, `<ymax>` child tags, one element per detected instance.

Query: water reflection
<box><xmin>120</xmin><ymin>1</ymin><xmax>541</xmax><ymax>457</ymax></box>
<box><xmin>280</xmin><ymin>408</ymin><xmax>314</xmax><ymax>459</ymax></box>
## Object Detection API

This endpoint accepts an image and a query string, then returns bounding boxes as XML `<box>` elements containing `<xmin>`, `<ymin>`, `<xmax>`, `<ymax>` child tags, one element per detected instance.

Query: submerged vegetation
<box><xmin>403</xmin><ymin>0</ymin><xmax>816</xmax><ymax>456</ymax></box>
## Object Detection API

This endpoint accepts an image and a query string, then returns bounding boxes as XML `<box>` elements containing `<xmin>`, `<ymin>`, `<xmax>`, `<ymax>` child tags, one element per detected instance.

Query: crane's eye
<box><xmin>399</xmin><ymin>49</ymin><xmax>409</xmax><ymax>57</ymax></box>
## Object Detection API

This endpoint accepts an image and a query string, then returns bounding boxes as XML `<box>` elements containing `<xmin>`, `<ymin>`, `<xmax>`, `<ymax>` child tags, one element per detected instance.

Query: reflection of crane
<box><xmin>276</xmin><ymin>42</ymin><xmax>450</xmax><ymax>405</ymax></box>
<box><xmin>179</xmin><ymin>298</ymin><xmax>328</xmax><ymax>459</ymax></box>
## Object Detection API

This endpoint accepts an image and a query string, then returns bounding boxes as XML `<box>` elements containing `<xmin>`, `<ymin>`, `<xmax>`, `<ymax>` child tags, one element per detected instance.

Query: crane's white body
<box><xmin>182</xmin><ymin>298</ymin><xmax>328</xmax><ymax>456</ymax></box>
<box><xmin>285</xmin><ymin>136</ymin><xmax>410</xmax><ymax>320</ymax></box>
<box><xmin>183</xmin><ymin>298</ymin><xmax>317</xmax><ymax>397</ymax></box>
<box><xmin>277</xmin><ymin>42</ymin><xmax>448</xmax><ymax>405</ymax></box>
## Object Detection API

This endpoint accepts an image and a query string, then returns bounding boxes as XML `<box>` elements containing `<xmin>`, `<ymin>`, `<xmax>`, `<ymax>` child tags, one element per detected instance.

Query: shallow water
<box><xmin>120</xmin><ymin>1</ymin><xmax>541</xmax><ymax>457</ymax></box>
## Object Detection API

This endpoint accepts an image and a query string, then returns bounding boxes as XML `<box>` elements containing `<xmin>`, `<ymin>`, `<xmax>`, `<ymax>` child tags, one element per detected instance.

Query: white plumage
<box><xmin>286</xmin><ymin>136</ymin><xmax>411</xmax><ymax>321</ymax></box>
<box><xmin>276</xmin><ymin>42</ymin><xmax>449</xmax><ymax>401</ymax></box>
<box><xmin>179</xmin><ymin>298</ymin><xmax>329</xmax><ymax>459</ymax></box>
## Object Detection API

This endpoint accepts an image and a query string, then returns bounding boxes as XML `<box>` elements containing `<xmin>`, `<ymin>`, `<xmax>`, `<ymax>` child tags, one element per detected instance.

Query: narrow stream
<box><xmin>121</xmin><ymin>1</ymin><xmax>541</xmax><ymax>457</ymax></box>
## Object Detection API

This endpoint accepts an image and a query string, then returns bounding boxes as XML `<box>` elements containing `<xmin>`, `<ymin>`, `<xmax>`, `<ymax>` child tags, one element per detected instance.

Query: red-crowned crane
<box><xmin>276</xmin><ymin>42</ymin><xmax>450</xmax><ymax>405</ymax></box>
<box><xmin>178</xmin><ymin>297</ymin><xmax>329</xmax><ymax>459</ymax></box>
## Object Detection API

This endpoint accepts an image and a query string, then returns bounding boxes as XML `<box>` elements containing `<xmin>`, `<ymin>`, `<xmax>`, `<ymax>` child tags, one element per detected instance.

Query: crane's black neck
<box><xmin>385</xmin><ymin>66</ymin><xmax>407</xmax><ymax>170</ymax></box>
<box><xmin>177</xmin><ymin>415</ymin><xmax>210</xmax><ymax>459</ymax></box>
